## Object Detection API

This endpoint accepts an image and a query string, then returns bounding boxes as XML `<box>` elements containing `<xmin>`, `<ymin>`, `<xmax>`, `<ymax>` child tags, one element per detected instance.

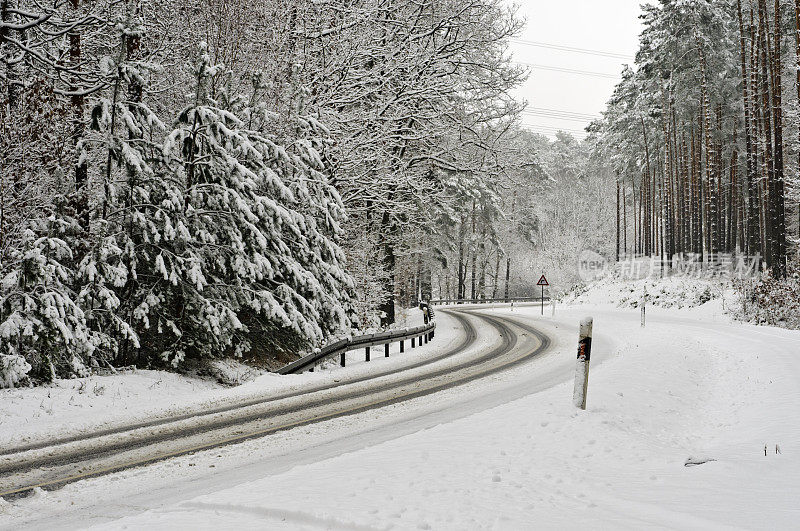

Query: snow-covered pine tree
<box><xmin>79</xmin><ymin>4</ymin><xmax>164</xmax><ymax>367</ymax></box>
<box><xmin>241</xmin><ymin>94</ymin><xmax>353</xmax><ymax>342</ymax></box>
<box><xmin>147</xmin><ymin>45</ymin><xmax>352</xmax><ymax>367</ymax></box>
<box><xmin>0</xmin><ymin>216</ymin><xmax>94</xmax><ymax>385</ymax></box>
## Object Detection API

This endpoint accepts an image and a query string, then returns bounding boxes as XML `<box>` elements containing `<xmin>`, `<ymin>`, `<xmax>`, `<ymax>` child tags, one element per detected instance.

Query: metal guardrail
<box><xmin>429</xmin><ymin>297</ymin><xmax>551</xmax><ymax>305</ymax></box>
<box><xmin>277</xmin><ymin>321</ymin><xmax>437</xmax><ymax>374</ymax></box>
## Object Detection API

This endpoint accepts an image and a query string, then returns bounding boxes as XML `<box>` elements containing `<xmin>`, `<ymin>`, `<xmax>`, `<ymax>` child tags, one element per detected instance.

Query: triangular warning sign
<box><xmin>537</xmin><ymin>275</ymin><xmax>549</xmax><ymax>286</ymax></box>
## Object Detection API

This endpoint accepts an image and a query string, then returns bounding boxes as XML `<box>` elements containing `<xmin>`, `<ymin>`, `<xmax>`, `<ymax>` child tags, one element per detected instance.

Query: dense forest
<box><xmin>1</xmin><ymin>0</ymin><xmax>798</xmax><ymax>387</ymax></box>
<box><xmin>0</xmin><ymin>0</ymin><xmax>533</xmax><ymax>384</ymax></box>
<box><xmin>592</xmin><ymin>0</ymin><xmax>799</xmax><ymax>278</ymax></box>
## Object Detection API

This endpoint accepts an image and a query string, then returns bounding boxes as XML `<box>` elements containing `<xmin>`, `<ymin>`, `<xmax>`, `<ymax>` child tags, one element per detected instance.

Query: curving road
<box><xmin>0</xmin><ymin>308</ymin><xmax>553</xmax><ymax>499</ymax></box>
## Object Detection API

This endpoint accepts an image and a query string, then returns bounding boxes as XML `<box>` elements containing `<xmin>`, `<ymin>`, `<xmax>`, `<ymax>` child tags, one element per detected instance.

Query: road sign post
<box><xmin>537</xmin><ymin>274</ymin><xmax>549</xmax><ymax>315</ymax></box>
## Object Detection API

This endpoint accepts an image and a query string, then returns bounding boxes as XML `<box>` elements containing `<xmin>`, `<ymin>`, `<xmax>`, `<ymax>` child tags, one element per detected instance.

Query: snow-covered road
<box><xmin>2</xmin><ymin>303</ymin><xmax>799</xmax><ymax>530</ymax></box>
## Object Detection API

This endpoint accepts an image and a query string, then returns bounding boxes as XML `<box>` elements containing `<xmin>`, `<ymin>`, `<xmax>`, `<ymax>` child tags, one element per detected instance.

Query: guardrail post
<box><xmin>572</xmin><ymin>317</ymin><xmax>593</xmax><ymax>410</ymax></box>
<box><xmin>385</xmin><ymin>343</ymin><xmax>390</xmax><ymax>357</ymax></box>
<box><xmin>365</xmin><ymin>346</ymin><xmax>370</xmax><ymax>362</ymax></box>
<box><xmin>411</xmin><ymin>337</ymin><xmax>415</xmax><ymax>348</ymax></box>
<box><xmin>423</xmin><ymin>333</ymin><xmax>428</xmax><ymax>344</ymax></box>
<box><xmin>340</xmin><ymin>352</ymin><xmax>345</xmax><ymax>367</ymax></box>
<box><xmin>400</xmin><ymin>340</ymin><xmax>404</xmax><ymax>353</ymax></box>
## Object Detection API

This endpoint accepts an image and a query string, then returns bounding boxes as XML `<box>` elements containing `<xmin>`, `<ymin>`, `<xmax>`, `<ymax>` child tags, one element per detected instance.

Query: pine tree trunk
<box><xmin>728</xmin><ymin>149</ymin><xmax>738</xmax><ymax>251</ymax></box>
<box><xmin>633</xmin><ymin>179</ymin><xmax>639</xmax><ymax>254</ymax></box>
<box><xmin>749</xmin><ymin>9</ymin><xmax>764</xmax><ymax>258</ymax></box>
<box><xmin>757</xmin><ymin>0</ymin><xmax>776</xmax><ymax>269</ymax></box>
<box><xmin>623</xmin><ymin>181</ymin><xmax>628</xmax><ymax>255</ymax></box>
<box><xmin>770</xmin><ymin>0</ymin><xmax>786</xmax><ymax>278</ymax></box>
<box><xmin>739</xmin><ymin>0</ymin><xmax>760</xmax><ymax>257</ymax></box>
<box><xmin>696</xmin><ymin>31</ymin><xmax>717</xmax><ymax>262</ymax></box>
<box><xmin>661</xmin><ymin>92</ymin><xmax>673</xmax><ymax>266</ymax></box>
<box><xmin>796</xmin><ymin>0</ymin><xmax>800</xmax><ymax>241</ymax></box>
<box><xmin>641</xmin><ymin>115</ymin><xmax>653</xmax><ymax>256</ymax></box>
<box><xmin>616</xmin><ymin>177</ymin><xmax>621</xmax><ymax>261</ymax></box>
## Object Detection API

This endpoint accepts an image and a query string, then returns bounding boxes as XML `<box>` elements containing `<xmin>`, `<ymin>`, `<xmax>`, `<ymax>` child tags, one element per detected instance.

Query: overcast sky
<box><xmin>509</xmin><ymin>1</ymin><xmax>645</xmax><ymax>139</ymax></box>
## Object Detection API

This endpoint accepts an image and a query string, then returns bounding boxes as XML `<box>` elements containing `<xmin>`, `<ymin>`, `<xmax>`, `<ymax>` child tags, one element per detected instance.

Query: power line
<box><xmin>521</xmin><ymin>122</ymin><xmax>587</xmax><ymax>132</ymax></box>
<box><xmin>525</xmin><ymin>130</ymin><xmax>588</xmax><ymax>140</ymax></box>
<box><xmin>523</xmin><ymin>113</ymin><xmax>593</xmax><ymax>123</ymax></box>
<box><xmin>515</xmin><ymin>61</ymin><xmax>620</xmax><ymax>79</ymax></box>
<box><xmin>524</xmin><ymin>129</ymin><xmax>587</xmax><ymax>137</ymax></box>
<box><xmin>521</xmin><ymin>123</ymin><xmax>588</xmax><ymax>136</ymax></box>
<box><xmin>510</xmin><ymin>38</ymin><xmax>634</xmax><ymax>60</ymax></box>
<box><xmin>526</xmin><ymin>106</ymin><xmax>601</xmax><ymax>120</ymax></box>
<box><xmin>522</xmin><ymin>110</ymin><xmax>599</xmax><ymax>123</ymax></box>
<box><xmin>522</xmin><ymin>126</ymin><xmax>587</xmax><ymax>134</ymax></box>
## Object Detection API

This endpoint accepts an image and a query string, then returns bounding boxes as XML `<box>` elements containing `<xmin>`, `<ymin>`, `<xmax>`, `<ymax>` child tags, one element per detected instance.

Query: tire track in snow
<box><xmin>0</xmin><ymin>312</ymin><xmax>477</xmax><ymax>458</ymax></box>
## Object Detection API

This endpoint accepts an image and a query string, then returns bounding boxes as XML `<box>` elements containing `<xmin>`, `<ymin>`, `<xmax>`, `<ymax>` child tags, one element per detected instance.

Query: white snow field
<box><xmin>2</xmin><ymin>302</ymin><xmax>799</xmax><ymax>530</ymax></box>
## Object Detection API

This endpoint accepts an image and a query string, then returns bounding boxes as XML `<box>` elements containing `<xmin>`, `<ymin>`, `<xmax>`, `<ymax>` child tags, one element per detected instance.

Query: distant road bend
<box><xmin>0</xmin><ymin>307</ymin><xmax>552</xmax><ymax>499</ymax></box>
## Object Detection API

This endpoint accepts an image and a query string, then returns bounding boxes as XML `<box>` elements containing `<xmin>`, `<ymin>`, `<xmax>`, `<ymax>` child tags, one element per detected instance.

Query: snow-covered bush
<box><xmin>736</xmin><ymin>261</ymin><xmax>800</xmax><ymax>329</ymax></box>
<box><xmin>0</xmin><ymin>354</ymin><xmax>31</xmax><ymax>388</ymax></box>
<box><xmin>0</xmin><ymin>228</ymin><xmax>95</xmax><ymax>383</ymax></box>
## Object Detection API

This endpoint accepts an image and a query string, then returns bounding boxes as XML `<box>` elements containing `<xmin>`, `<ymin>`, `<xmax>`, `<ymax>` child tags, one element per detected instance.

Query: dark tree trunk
<box><xmin>616</xmin><ymin>177</ymin><xmax>621</xmax><ymax>261</ymax></box>
<box><xmin>770</xmin><ymin>0</ymin><xmax>786</xmax><ymax>278</ymax></box>
<box><xmin>504</xmin><ymin>256</ymin><xmax>511</xmax><ymax>302</ymax></box>
<box><xmin>379</xmin><ymin>211</ymin><xmax>396</xmax><ymax>326</ymax></box>
<box><xmin>757</xmin><ymin>0</ymin><xmax>776</xmax><ymax>268</ymax></box>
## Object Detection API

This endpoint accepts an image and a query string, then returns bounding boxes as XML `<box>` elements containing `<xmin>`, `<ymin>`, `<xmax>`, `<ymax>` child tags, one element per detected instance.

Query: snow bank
<box><xmin>566</xmin><ymin>273</ymin><xmax>732</xmax><ymax>310</ymax></box>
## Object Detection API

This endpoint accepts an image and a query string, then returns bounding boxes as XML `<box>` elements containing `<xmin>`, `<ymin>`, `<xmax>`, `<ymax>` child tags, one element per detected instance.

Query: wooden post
<box><xmin>400</xmin><ymin>340</ymin><xmax>404</xmax><ymax>353</ymax></box>
<box><xmin>365</xmin><ymin>347</ymin><xmax>370</xmax><ymax>362</ymax></box>
<box><xmin>340</xmin><ymin>352</ymin><xmax>345</xmax><ymax>367</ymax></box>
<box><xmin>572</xmin><ymin>317</ymin><xmax>593</xmax><ymax>410</ymax></box>
<box><xmin>411</xmin><ymin>337</ymin><xmax>415</xmax><ymax>348</ymax></box>
<box><xmin>385</xmin><ymin>343</ymin><xmax>390</xmax><ymax>357</ymax></box>
<box><xmin>640</xmin><ymin>288</ymin><xmax>647</xmax><ymax>328</ymax></box>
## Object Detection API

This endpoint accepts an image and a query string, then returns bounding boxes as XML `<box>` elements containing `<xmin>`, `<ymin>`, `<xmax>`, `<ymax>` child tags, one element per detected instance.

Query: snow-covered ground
<box><xmin>564</xmin><ymin>273</ymin><xmax>736</xmax><ymax>315</ymax></box>
<box><xmin>2</xmin><ymin>299</ymin><xmax>799</xmax><ymax>529</ymax></box>
<box><xmin>0</xmin><ymin>307</ymin><xmax>451</xmax><ymax>450</ymax></box>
